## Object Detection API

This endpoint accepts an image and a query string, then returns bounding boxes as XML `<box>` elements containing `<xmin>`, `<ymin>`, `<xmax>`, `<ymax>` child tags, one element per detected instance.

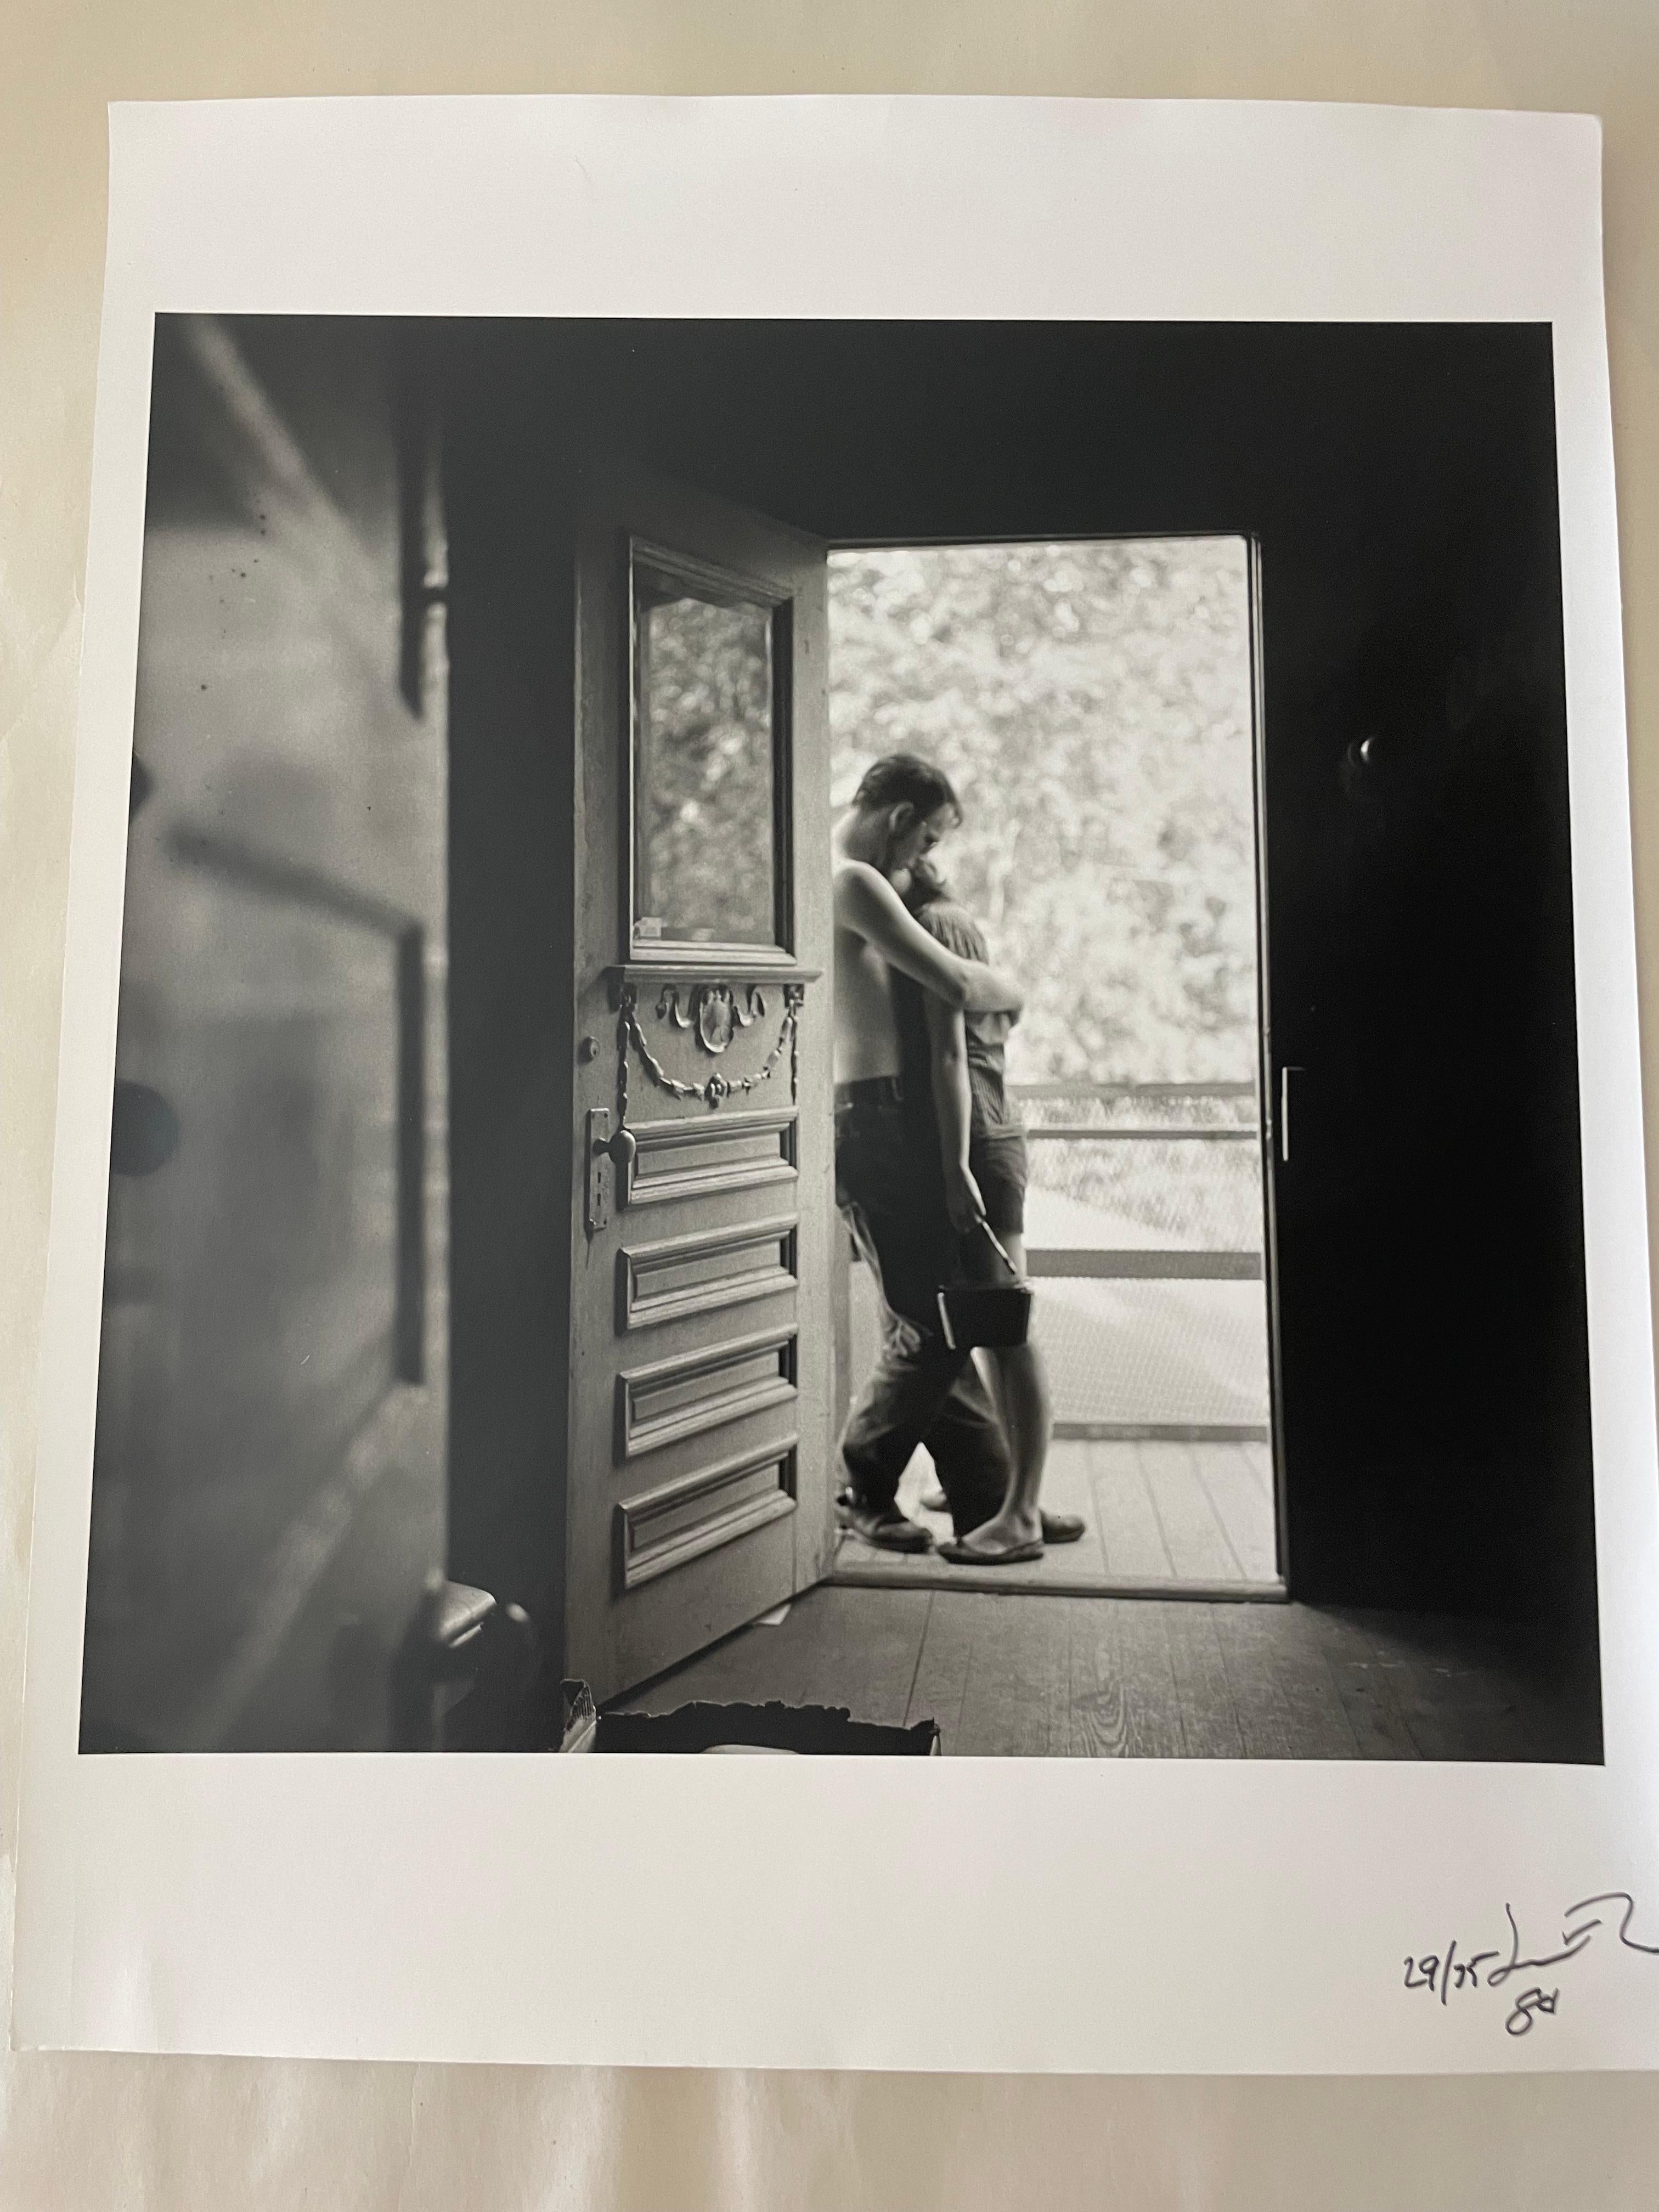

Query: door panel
<box><xmin>567</xmin><ymin>464</ymin><xmax>832</xmax><ymax>1702</ymax></box>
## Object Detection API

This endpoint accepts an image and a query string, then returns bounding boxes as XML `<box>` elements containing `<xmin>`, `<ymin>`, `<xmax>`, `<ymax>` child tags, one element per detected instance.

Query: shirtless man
<box><xmin>832</xmin><ymin>753</ymin><xmax>1025</xmax><ymax>1550</ymax></box>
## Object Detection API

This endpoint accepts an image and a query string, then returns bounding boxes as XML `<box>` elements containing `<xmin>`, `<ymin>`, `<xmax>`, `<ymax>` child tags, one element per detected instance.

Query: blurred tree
<box><xmin>829</xmin><ymin>539</ymin><xmax>1259</xmax><ymax>1085</ymax></box>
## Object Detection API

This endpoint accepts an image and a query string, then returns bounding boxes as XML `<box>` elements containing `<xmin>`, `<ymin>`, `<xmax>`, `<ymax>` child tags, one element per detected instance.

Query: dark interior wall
<box><xmin>437</xmin><ymin>318</ymin><xmax>1592</xmax><ymax>1651</ymax></box>
<box><xmin>439</xmin><ymin>356</ymin><xmax>575</xmax><ymax>1647</ymax></box>
<box><xmin>84</xmin><ymin>315</ymin><xmax>449</xmax><ymax>1750</ymax></box>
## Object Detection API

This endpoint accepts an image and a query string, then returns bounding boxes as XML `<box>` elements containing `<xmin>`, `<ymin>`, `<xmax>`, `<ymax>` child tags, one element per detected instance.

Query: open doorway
<box><xmin>826</xmin><ymin>537</ymin><xmax>1282</xmax><ymax>1598</ymax></box>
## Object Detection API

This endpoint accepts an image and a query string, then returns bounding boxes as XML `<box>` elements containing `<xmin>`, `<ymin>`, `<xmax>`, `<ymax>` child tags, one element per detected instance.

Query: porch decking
<box><xmin>831</xmin><ymin>1436</ymin><xmax>1279</xmax><ymax>1596</ymax></box>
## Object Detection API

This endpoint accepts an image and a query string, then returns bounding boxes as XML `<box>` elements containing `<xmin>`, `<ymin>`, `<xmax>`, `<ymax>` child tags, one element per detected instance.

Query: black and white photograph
<box><xmin>16</xmin><ymin>88</ymin><xmax>1658</xmax><ymax>2084</ymax></box>
<box><xmin>10</xmin><ymin>32</ymin><xmax>1659</xmax><ymax>2207</ymax></box>
<box><xmin>81</xmin><ymin>305</ymin><xmax>1601</xmax><ymax>1764</ymax></box>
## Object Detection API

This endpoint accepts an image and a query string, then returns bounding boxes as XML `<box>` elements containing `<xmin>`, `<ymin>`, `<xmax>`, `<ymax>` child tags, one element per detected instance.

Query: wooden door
<box><xmin>566</xmin><ymin>464</ymin><xmax>834</xmax><ymax>1703</ymax></box>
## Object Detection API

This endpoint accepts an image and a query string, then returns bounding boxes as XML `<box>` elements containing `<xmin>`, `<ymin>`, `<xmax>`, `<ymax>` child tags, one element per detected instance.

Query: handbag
<box><xmin>936</xmin><ymin>1217</ymin><xmax>1034</xmax><ymax>1350</ymax></box>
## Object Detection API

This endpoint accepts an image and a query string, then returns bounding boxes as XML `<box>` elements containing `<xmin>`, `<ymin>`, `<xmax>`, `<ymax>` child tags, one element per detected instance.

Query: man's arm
<box><xmin>834</xmin><ymin>862</ymin><xmax>1024</xmax><ymax>1015</ymax></box>
<box><xmin>923</xmin><ymin>991</ymin><xmax>984</xmax><ymax>1232</ymax></box>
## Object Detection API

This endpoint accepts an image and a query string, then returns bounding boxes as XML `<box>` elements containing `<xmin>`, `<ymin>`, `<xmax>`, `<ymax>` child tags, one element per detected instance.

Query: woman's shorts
<box><xmin>970</xmin><ymin>1129</ymin><xmax>1029</xmax><ymax>1237</ymax></box>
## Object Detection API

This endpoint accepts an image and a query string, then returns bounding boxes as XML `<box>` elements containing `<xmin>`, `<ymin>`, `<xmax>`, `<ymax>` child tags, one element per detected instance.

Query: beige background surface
<box><xmin>4</xmin><ymin>5</ymin><xmax>1658</xmax><ymax>2203</ymax></box>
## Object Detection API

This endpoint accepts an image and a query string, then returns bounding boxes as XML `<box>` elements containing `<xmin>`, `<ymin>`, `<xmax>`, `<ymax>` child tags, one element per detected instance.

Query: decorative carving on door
<box><xmin>656</xmin><ymin>980</ymin><xmax>766</xmax><ymax>1056</ymax></box>
<box><xmin>614</xmin><ymin>978</ymin><xmax>804</xmax><ymax>1117</ymax></box>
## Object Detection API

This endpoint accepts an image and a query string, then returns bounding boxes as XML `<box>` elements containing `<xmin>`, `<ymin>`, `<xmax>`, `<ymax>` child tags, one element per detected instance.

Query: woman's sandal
<box><xmin>937</xmin><ymin>1536</ymin><xmax>1046</xmax><ymax>1566</ymax></box>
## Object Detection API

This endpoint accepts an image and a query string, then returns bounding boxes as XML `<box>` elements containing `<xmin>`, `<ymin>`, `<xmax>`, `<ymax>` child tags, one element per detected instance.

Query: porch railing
<box><xmin>1011</xmin><ymin>1079</ymin><xmax>1271</xmax><ymax>1443</ymax></box>
<box><xmin>1013</xmin><ymin>1080</ymin><xmax>1264</xmax><ymax>1283</ymax></box>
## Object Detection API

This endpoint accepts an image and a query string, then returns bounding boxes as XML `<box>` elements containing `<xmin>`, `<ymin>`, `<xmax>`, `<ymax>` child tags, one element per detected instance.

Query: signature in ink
<box><xmin>1404</xmin><ymin>1891</ymin><xmax>1659</xmax><ymax>2037</ymax></box>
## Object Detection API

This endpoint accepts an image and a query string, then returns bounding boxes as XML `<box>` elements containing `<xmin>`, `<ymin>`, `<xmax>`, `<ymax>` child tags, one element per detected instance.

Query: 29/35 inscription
<box><xmin>1404</xmin><ymin>1892</ymin><xmax>1658</xmax><ymax>2038</ymax></box>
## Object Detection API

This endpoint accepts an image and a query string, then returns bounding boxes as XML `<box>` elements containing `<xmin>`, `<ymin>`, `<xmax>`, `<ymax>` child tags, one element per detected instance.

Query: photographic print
<box><xmin>15</xmin><ymin>96</ymin><xmax>1658</xmax><ymax>2075</ymax></box>
<box><xmin>83</xmin><ymin>308</ymin><xmax>1600</xmax><ymax>1764</ymax></box>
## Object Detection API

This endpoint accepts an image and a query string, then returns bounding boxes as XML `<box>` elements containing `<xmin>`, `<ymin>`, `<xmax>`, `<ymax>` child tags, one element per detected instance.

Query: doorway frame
<box><xmin>822</xmin><ymin>527</ymin><xmax>1290</xmax><ymax>1598</ymax></box>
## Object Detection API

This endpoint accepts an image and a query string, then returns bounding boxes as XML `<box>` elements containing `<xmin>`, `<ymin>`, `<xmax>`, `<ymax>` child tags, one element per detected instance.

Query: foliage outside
<box><xmin>829</xmin><ymin>539</ymin><xmax>1260</xmax><ymax>1087</ymax></box>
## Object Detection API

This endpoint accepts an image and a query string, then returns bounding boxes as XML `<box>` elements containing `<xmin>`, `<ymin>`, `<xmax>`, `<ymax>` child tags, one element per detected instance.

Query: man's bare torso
<box><xmin>833</xmin><ymin>861</ymin><xmax>902</xmax><ymax>1083</ymax></box>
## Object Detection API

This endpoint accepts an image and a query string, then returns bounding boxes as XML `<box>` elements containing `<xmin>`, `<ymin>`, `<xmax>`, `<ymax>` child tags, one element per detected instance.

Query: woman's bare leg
<box><xmin>945</xmin><ymin>1233</ymin><xmax>1051</xmax><ymax>1558</ymax></box>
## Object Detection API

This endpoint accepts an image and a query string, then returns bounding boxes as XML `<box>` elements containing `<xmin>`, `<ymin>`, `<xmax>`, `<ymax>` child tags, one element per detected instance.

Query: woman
<box><xmin>893</xmin><ymin>858</ymin><xmax>1082</xmax><ymax>1565</ymax></box>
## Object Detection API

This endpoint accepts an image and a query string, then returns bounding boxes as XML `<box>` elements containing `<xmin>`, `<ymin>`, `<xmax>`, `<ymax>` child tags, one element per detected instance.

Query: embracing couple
<box><xmin>832</xmin><ymin>753</ymin><xmax>1085</xmax><ymax>1565</ymax></box>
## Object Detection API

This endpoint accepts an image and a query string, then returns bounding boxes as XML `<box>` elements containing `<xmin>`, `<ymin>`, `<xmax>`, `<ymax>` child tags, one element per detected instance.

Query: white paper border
<box><xmin>15</xmin><ymin>95</ymin><xmax>1659</xmax><ymax>2074</ymax></box>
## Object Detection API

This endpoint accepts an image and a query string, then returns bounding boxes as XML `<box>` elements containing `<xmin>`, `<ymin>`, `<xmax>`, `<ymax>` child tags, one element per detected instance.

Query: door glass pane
<box><xmin>633</xmin><ymin>559</ymin><xmax>781</xmax><ymax>950</ymax></box>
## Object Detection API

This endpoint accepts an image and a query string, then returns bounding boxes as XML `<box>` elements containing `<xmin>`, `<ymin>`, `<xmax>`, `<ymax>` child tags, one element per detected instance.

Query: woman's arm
<box><xmin>834</xmin><ymin>862</ymin><xmax>1024</xmax><ymax>1014</ymax></box>
<box><xmin>923</xmin><ymin>990</ymin><xmax>984</xmax><ymax>1232</ymax></box>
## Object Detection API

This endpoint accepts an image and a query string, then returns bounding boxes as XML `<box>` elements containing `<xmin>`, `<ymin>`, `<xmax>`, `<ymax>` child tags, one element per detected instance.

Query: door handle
<box><xmin>585</xmin><ymin>1109</ymin><xmax>636</xmax><ymax>1232</ymax></box>
<box><xmin>1278</xmin><ymin>1066</ymin><xmax>1304</xmax><ymax>1164</ymax></box>
<box><xmin>601</xmin><ymin>1124</ymin><xmax>637</xmax><ymax>1175</ymax></box>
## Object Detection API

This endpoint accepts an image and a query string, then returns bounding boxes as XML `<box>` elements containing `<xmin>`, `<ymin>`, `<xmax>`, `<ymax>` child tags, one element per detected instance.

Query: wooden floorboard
<box><xmin>1088</xmin><ymin>1441</ymin><xmax>1171</xmax><ymax>1579</ymax></box>
<box><xmin>1211</xmin><ymin>1600</ymin><xmax>1361</xmax><ymax>1759</ymax></box>
<box><xmin>617</xmin><ymin>1584</ymin><xmax>1594</xmax><ymax>1763</ymax></box>
<box><xmin>782</xmin><ymin>1584</ymin><xmax>934</xmax><ymax>1726</ymax></box>
<box><xmin>1066</xmin><ymin>1596</ymin><xmax>1189</xmax><ymax>1759</ymax></box>
<box><xmin>1139</xmin><ymin>1441</ymin><xmax>1238</xmax><ymax>1582</ymax></box>
<box><xmin>619</xmin><ymin>1621</ymin><xmax>803</xmax><ymax>1717</ymax></box>
<box><xmin>1034</xmin><ymin>1444</ymin><xmax>1109</xmax><ymax>1576</ymax></box>
<box><xmin>1367</xmin><ymin>1647</ymin><xmax>1534</xmax><ymax>1762</ymax></box>
<box><xmin>949</xmin><ymin>1590</ymin><xmax>1074</xmax><ymax>1758</ymax></box>
<box><xmin>1064</xmin><ymin>1598</ymin><xmax>1132</xmax><ymax>1759</ymax></box>
<box><xmin>1300</xmin><ymin>1608</ymin><xmax>1420</xmax><ymax>1759</ymax></box>
<box><xmin>905</xmin><ymin>1591</ymin><xmax>970</xmax><ymax>1742</ymax></box>
<box><xmin>1309</xmin><ymin>1610</ymin><xmax>1424</xmax><ymax>1760</ymax></box>
<box><xmin>1192</xmin><ymin>1443</ymin><xmax>1279</xmax><ymax>1581</ymax></box>
<box><xmin>1328</xmin><ymin>1610</ymin><xmax>1540</xmax><ymax>1762</ymax></box>
<box><xmin>1242</xmin><ymin>1440</ymin><xmax>1274</xmax><ymax>1500</ymax></box>
<box><xmin>619</xmin><ymin>1585</ymin><xmax>932</xmax><ymax>1727</ymax></box>
<box><xmin>1163</xmin><ymin>1601</ymin><xmax>1248</xmax><ymax>1759</ymax></box>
